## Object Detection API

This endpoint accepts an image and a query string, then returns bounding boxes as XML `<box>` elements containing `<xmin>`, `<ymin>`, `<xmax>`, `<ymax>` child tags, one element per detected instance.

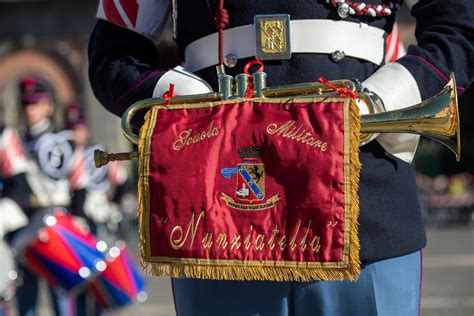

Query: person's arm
<box><xmin>88</xmin><ymin>1</ymin><xmax>212</xmax><ymax>119</ymax></box>
<box><xmin>88</xmin><ymin>19</ymin><xmax>165</xmax><ymax>117</ymax></box>
<box><xmin>363</xmin><ymin>0</ymin><xmax>473</xmax><ymax>163</ymax></box>
<box><xmin>0</xmin><ymin>127</ymin><xmax>26</xmax><ymax>178</ymax></box>
<box><xmin>0</xmin><ymin>127</ymin><xmax>35</xmax><ymax>209</ymax></box>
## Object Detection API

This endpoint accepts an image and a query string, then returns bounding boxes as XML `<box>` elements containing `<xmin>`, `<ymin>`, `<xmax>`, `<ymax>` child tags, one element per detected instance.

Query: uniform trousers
<box><xmin>15</xmin><ymin>264</ymin><xmax>69</xmax><ymax>316</ymax></box>
<box><xmin>172</xmin><ymin>251</ymin><xmax>422</xmax><ymax>316</ymax></box>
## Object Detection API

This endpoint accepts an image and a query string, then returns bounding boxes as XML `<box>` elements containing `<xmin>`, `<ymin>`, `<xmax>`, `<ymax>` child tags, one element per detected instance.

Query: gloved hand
<box><xmin>84</xmin><ymin>191</ymin><xmax>113</xmax><ymax>224</ymax></box>
<box><xmin>152</xmin><ymin>66</ymin><xmax>213</xmax><ymax>98</ymax></box>
<box><xmin>0</xmin><ymin>198</ymin><xmax>28</xmax><ymax>239</ymax></box>
<box><xmin>361</xmin><ymin>62</ymin><xmax>422</xmax><ymax>163</ymax></box>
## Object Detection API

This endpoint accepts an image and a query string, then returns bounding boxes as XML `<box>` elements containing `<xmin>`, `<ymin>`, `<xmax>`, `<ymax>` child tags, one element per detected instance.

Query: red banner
<box><xmin>139</xmin><ymin>96</ymin><xmax>361</xmax><ymax>281</ymax></box>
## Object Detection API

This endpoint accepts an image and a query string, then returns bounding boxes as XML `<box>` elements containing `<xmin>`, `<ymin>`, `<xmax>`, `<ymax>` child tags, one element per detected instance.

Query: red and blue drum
<box><xmin>90</xmin><ymin>240</ymin><xmax>147</xmax><ymax>309</ymax></box>
<box><xmin>20</xmin><ymin>210</ymin><xmax>105</xmax><ymax>292</ymax></box>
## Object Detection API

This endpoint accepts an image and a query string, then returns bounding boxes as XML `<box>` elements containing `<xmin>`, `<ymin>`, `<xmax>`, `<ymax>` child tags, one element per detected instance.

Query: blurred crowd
<box><xmin>417</xmin><ymin>172</ymin><xmax>474</xmax><ymax>225</ymax></box>
<box><xmin>0</xmin><ymin>76</ymin><xmax>145</xmax><ymax>316</ymax></box>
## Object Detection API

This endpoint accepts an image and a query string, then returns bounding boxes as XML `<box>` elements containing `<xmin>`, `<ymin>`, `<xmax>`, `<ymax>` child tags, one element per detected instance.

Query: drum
<box><xmin>89</xmin><ymin>240</ymin><xmax>147</xmax><ymax>309</ymax></box>
<box><xmin>0</xmin><ymin>239</ymin><xmax>17</xmax><ymax>303</ymax></box>
<box><xmin>19</xmin><ymin>210</ymin><xmax>105</xmax><ymax>293</ymax></box>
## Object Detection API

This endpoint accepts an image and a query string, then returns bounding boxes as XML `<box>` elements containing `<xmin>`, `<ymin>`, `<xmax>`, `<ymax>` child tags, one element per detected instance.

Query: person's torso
<box><xmin>177</xmin><ymin>0</ymin><xmax>398</xmax><ymax>88</ymax></box>
<box><xmin>176</xmin><ymin>0</ymin><xmax>426</xmax><ymax>262</ymax></box>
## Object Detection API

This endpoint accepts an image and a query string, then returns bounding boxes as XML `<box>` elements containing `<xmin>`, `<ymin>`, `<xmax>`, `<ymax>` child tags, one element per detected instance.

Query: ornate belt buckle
<box><xmin>254</xmin><ymin>14</ymin><xmax>291</xmax><ymax>60</ymax></box>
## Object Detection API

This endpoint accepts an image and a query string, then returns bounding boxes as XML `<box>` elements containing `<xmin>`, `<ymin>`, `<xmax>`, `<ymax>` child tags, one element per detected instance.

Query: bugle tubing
<box><xmin>95</xmin><ymin>73</ymin><xmax>460</xmax><ymax>167</ymax></box>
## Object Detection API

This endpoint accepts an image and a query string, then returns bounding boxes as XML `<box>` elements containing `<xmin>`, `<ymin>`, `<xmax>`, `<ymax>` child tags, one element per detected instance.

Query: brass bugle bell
<box><xmin>361</xmin><ymin>74</ymin><xmax>460</xmax><ymax>161</ymax></box>
<box><xmin>94</xmin><ymin>72</ymin><xmax>460</xmax><ymax>167</ymax></box>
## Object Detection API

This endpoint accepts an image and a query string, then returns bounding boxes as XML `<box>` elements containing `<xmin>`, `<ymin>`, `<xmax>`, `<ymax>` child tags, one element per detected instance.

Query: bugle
<box><xmin>94</xmin><ymin>72</ymin><xmax>460</xmax><ymax>168</ymax></box>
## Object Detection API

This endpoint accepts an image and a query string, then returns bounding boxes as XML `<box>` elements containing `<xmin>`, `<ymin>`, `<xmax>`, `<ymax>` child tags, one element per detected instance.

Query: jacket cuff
<box><xmin>362</xmin><ymin>62</ymin><xmax>422</xmax><ymax>163</ymax></box>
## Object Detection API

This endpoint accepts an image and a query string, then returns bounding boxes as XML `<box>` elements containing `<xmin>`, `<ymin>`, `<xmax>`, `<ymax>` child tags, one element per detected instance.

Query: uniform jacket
<box><xmin>21</xmin><ymin>122</ymin><xmax>73</xmax><ymax>210</ymax></box>
<box><xmin>88</xmin><ymin>0</ymin><xmax>473</xmax><ymax>262</ymax></box>
<box><xmin>68</xmin><ymin>142</ymin><xmax>128</xmax><ymax>224</ymax></box>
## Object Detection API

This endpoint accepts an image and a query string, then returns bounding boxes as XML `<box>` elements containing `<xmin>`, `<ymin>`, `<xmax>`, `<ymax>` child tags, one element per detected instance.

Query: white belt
<box><xmin>184</xmin><ymin>19</ymin><xmax>386</xmax><ymax>72</ymax></box>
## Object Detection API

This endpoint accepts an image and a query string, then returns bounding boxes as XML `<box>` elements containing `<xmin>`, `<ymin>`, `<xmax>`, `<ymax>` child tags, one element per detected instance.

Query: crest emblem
<box><xmin>220</xmin><ymin>146</ymin><xmax>280</xmax><ymax>211</ymax></box>
<box><xmin>255</xmin><ymin>15</ymin><xmax>291</xmax><ymax>60</ymax></box>
<box><xmin>236</xmin><ymin>147</ymin><xmax>265</xmax><ymax>202</ymax></box>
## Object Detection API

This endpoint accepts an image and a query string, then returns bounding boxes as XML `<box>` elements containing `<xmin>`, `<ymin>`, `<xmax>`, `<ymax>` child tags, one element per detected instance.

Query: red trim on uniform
<box><xmin>1</xmin><ymin>129</ymin><xmax>25</xmax><ymax>177</ymax></box>
<box><xmin>69</xmin><ymin>153</ymin><xmax>86</xmax><ymax>190</ymax></box>
<box><xmin>68</xmin><ymin>296</ymin><xmax>77</xmax><ymax>316</ymax></box>
<box><xmin>328</xmin><ymin>0</ymin><xmax>401</xmax><ymax>17</ymax></box>
<box><xmin>205</xmin><ymin>0</ymin><xmax>215</xmax><ymax>20</ymax></box>
<box><xmin>1</xmin><ymin>304</ymin><xmax>9</xmax><ymax>316</ymax></box>
<box><xmin>0</xmin><ymin>150</ymin><xmax>12</xmax><ymax>177</ymax></box>
<box><xmin>407</xmin><ymin>55</ymin><xmax>465</xmax><ymax>92</ymax></box>
<box><xmin>103</xmin><ymin>0</ymin><xmax>127</xmax><ymax>28</ymax></box>
<box><xmin>119</xmin><ymin>0</ymin><xmax>139</xmax><ymax>27</ymax></box>
<box><xmin>418</xmin><ymin>250</ymin><xmax>423</xmax><ymax>316</ymax></box>
<box><xmin>103</xmin><ymin>0</ymin><xmax>139</xmax><ymax>28</ymax></box>
<box><xmin>385</xmin><ymin>24</ymin><xmax>405</xmax><ymax>63</ymax></box>
<box><xmin>114</xmin><ymin>70</ymin><xmax>161</xmax><ymax>111</ymax></box>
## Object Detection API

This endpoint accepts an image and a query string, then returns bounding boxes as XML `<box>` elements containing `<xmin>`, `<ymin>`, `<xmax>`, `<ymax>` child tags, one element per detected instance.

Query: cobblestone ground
<box><xmin>7</xmin><ymin>226</ymin><xmax>473</xmax><ymax>316</ymax></box>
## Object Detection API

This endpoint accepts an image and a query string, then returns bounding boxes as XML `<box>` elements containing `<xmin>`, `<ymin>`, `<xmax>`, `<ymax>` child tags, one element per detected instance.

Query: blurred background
<box><xmin>0</xmin><ymin>1</ymin><xmax>472</xmax><ymax>315</ymax></box>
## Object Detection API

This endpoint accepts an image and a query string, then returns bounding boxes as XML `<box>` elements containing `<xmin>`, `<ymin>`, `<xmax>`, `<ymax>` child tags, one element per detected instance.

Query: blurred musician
<box><xmin>0</xmin><ymin>125</ymin><xmax>30</xmax><ymax>227</ymax></box>
<box><xmin>9</xmin><ymin>76</ymin><xmax>72</xmax><ymax>316</ymax></box>
<box><xmin>65</xmin><ymin>103</ymin><xmax>129</xmax><ymax>240</ymax></box>
<box><xmin>65</xmin><ymin>102</ymin><xmax>133</xmax><ymax>315</ymax></box>
<box><xmin>0</xmin><ymin>125</ymin><xmax>29</xmax><ymax>316</ymax></box>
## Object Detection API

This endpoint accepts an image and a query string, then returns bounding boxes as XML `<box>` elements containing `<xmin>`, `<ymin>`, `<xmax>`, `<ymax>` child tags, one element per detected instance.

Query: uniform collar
<box><xmin>27</xmin><ymin>119</ymin><xmax>53</xmax><ymax>140</ymax></box>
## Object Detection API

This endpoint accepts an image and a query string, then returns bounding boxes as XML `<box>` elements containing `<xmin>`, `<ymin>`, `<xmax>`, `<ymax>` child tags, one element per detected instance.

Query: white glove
<box><xmin>362</xmin><ymin>62</ymin><xmax>422</xmax><ymax>163</ymax></box>
<box><xmin>355</xmin><ymin>98</ymin><xmax>374</xmax><ymax>115</ymax></box>
<box><xmin>84</xmin><ymin>191</ymin><xmax>113</xmax><ymax>224</ymax></box>
<box><xmin>153</xmin><ymin>66</ymin><xmax>213</xmax><ymax>98</ymax></box>
<box><xmin>0</xmin><ymin>198</ymin><xmax>28</xmax><ymax>239</ymax></box>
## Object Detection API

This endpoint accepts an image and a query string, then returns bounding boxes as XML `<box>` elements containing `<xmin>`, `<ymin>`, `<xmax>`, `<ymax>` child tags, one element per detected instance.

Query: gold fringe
<box><xmin>138</xmin><ymin>109</ymin><xmax>156</xmax><ymax>272</ymax></box>
<box><xmin>347</xmin><ymin>99</ymin><xmax>362</xmax><ymax>281</ymax></box>
<box><xmin>137</xmin><ymin>99</ymin><xmax>362</xmax><ymax>282</ymax></box>
<box><xmin>146</xmin><ymin>261</ymin><xmax>358</xmax><ymax>282</ymax></box>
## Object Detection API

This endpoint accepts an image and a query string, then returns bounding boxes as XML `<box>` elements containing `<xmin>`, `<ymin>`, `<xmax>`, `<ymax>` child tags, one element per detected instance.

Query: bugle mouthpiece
<box><xmin>94</xmin><ymin>150</ymin><xmax>139</xmax><ymax>168</ymax></box>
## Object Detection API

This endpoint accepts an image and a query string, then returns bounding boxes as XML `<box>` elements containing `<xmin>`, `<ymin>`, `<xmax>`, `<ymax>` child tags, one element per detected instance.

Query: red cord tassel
<box><xmin>162</xmin><ymin>83</ymin><xmax>175</xmax><ymax>105</ymax></box>
<box><xmin>318</xmin><ymin>77</ymin><xmax>357</xmax><ymax>99</ymax></box>
<box><xmin>243</xmin><ymin>60</ymin><xmax>265</xmax><ymax>98</ymax></box>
